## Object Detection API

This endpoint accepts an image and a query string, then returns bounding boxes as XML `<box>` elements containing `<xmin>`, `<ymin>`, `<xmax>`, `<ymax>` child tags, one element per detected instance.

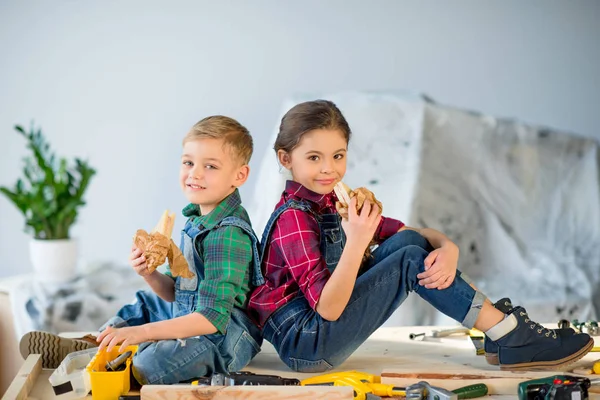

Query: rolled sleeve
<box><xmin>374</xmin><ymin>215</ymin><xmax>405</xmax><ymax>243</ymax></box>
<box><xmin>273</xmin><ymin>209</ymin><xmax>330</xmax><ymax>310</ymax></box>
<box><xmin>195</xmin><ymin>226</ymin><xmax>252</xmax><ymax>334</ymax></box>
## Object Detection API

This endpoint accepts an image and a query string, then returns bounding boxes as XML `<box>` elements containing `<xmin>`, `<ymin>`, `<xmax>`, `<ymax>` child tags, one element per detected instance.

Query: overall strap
<box><xmin>218</xmin><ymin>216</ymin><xmax>265</xmax><ymax>287</ymax></box>
<box><xmin>258</xmin><ymin>199</ymin><xmax>316</xmax><ymax>262</ymax></box>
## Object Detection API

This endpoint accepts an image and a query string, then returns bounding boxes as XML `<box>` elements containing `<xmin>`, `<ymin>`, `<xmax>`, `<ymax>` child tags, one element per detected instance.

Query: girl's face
<box><xmin>278</xmin><ymin>129</ymin><xmax>348</xmax><ymax>195</ymax></box>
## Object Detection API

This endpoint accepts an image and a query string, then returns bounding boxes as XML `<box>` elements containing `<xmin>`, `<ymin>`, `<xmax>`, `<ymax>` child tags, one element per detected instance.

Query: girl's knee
<box><xmin>393</xmin><ymin>229</ymin><xmax>430</xmax><ymax>249</ymax></box>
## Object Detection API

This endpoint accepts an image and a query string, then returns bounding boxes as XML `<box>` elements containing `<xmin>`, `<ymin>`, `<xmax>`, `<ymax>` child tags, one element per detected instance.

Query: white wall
<box><xmin>1</xmin><ymin>0</ymin><xmax>599</xmax><ymax>278</ymax></box>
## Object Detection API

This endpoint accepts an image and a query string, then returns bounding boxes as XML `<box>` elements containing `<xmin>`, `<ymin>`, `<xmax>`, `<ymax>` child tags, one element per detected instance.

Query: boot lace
<box><xmin>520</xmin><ymin>311</ymin><xmax>557</xmax><ymax>339</ymax></box>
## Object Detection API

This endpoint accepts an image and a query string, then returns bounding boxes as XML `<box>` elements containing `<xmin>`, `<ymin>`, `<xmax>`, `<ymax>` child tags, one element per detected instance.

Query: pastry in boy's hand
<box><xmin>333</xmin><ymin>181</ymin><xmax>383</xmax><ymax>220</ymax></box>
<box><xmin>132</xmin><ymin>210</ymin><xmax>193</xmax><ymax>278</ymax></box>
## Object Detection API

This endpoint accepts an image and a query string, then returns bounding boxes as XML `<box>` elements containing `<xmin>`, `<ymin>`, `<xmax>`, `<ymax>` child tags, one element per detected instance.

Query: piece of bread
<box><xmin>132</xmin><ymin>210</ymin><xmax>193</xmax><ymax>278</ymax></box>
<box><xmin>333</xmin><ymin>182</ymin><xmax>383</xmax><ymax>265</ymax></box>
<box><xmin>334</xmin><ymin>181</ymin><xmax>383</xmax><ymax>219</ymax></box>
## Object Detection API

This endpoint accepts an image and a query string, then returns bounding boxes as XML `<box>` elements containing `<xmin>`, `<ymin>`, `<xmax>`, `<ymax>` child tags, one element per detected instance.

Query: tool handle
<box><xmin>452</xmin><ymin>383</ymin><xmax>488</xmax><ymax>399</ymax></box>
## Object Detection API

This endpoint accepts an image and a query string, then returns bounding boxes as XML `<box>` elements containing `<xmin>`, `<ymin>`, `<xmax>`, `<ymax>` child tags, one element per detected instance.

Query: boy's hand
<box><xmin>97</xmin><ymin>325</ymin><xmax>148</xmax><ymax>353</ymax></box>
<box><xmin>129</xmin><ymin>246</ymin><xmax>154</xmax><ymax>277</ymax></box>
<box><xmin>341</xmin><ymin>197</ymin><xmax>381</xmax><ymax>251</ymax></box>
<box><xmin>417</xmin><ymin>242</ymin><xmax>459</xmax><ymax>289</ymax></box>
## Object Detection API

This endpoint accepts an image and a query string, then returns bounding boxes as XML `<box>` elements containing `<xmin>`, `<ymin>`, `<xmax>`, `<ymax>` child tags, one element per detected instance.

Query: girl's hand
<box><xmin>97</xmin><ymin>325</ymin><xmax>148</xmax><ymax>353</ymax></box>
<box><xmin>416</xmin><ymin>241</ymin><xmax>459</xmax><ymax>289</ymax></box>
<box><xmin>341</xmin><ymin>197</ymin><xmax>382</xmax><ymax>251</ymax></box>
<box><xmin>129</xmin><ymin>247</ymin><xmax>154</xmax><ymax>277</ymax></box>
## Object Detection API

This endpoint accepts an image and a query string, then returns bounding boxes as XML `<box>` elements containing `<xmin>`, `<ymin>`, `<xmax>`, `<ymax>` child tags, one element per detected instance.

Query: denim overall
<box><xmin>101</xmin><ymin>216</ymin><xmax>264</xmax><ymax>384</ymax></box>
<box><xmin>260</xmin><ymin>200</ymin><xmax>486</xmax><ymax>373</ymax></box>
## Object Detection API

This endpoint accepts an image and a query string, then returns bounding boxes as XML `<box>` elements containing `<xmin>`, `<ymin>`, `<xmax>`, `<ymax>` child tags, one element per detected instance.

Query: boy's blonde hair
<box><xmin>183</xmin><ymin>116</ymin><xmax>253</xmax><ymax>165</ymax></box>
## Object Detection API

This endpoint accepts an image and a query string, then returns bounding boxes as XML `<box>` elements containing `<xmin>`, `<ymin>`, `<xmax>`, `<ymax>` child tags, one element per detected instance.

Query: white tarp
<box><xmin>248</xmin><ymin>92</ymin><xmax>600</xmax><ymax>326</ymax></box>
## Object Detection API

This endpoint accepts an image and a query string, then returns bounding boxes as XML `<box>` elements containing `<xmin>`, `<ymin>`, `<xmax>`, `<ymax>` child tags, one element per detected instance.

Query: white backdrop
<box><xmin>1</xmin><ymin>1</ymin><xmax>599</xmax><ymax>278</ymax></box>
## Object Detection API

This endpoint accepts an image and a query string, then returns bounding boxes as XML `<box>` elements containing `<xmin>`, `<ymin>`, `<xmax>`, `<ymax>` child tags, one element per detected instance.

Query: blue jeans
<box><xmin>101</xmin><ymin>290</ymin><xmax>262</xmax><ymax>384</ymax></box>
<box><xmin>262</xmin><ymin>230</ymin><xmax>485</xmax><ymax>372</ymax></box>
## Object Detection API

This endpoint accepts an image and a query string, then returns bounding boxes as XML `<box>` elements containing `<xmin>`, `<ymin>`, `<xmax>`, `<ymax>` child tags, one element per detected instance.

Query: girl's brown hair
<box><xmin>274</xmin><ymin>100</ymin><xmax>351</xmax><ymax>154</ymax></box>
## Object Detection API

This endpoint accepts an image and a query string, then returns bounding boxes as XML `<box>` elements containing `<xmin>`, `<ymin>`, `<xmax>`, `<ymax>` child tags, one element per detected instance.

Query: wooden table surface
<box><xmin>6</xmin><ymin>325</ymin><xmax>600</xmax><ymax>400</ymax></box>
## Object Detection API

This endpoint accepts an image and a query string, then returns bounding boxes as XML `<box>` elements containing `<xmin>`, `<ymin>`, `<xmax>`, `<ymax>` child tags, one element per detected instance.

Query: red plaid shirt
<box><xmin>247</xmin><ymin>181</ymin><xmax>405</xmax><ymax>327</ymax></box>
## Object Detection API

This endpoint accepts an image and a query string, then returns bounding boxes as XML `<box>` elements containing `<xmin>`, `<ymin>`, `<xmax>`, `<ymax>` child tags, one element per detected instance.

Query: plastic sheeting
<box><xmin>248</xmin><ymin>92</ymin><xmax>600</xmax><ymax>326</ymax></box>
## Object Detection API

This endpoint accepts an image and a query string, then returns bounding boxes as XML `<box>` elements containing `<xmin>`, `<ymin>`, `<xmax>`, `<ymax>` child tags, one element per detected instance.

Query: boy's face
<box><xmin>180</xmin><ymin>138</ymin><xmax>249</xmax><ymax>215</ymax></box>
<box><xmin>278</xmin><ymin>128</ymin><xmax>347</xmax><ymax>195</ymax></box>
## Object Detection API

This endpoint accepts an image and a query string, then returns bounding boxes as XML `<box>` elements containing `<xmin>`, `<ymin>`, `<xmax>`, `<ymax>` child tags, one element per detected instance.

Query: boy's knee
<box><xmin>288</xmin><ymin>357</ymin><xmax>334</xmax><ymax>373</ymax></box>
<box><xmin>131</xmin><ymin>346</ymin><xmax>154</xmax><ymax>385</ymax></box>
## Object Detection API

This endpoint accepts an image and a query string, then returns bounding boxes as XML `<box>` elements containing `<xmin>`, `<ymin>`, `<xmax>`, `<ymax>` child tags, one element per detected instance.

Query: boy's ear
<box><xmin>232</xmin><ymin>164</ymin><xmax>250</xmax><ymax>187</ymax></box>
<box><xmin>277</xmin><ymin>150</ymin><xmax>292</xmax><ymax>170</ymax></box>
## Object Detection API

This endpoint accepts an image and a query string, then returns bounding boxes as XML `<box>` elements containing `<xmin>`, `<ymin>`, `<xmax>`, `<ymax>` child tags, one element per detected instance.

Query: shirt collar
<box><xmin>182</xmin><ymin>189</ymin><xmax>242</xmax><ymax>229</ymax></box>
<box><xmin>284</xmin><ymin>180</ymin><xmax>335</xmax><ymax>209</ymax></box>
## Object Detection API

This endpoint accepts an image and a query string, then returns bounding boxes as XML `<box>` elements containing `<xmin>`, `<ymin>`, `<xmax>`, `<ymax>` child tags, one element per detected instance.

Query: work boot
<box><xmin>20</xmin><ymin>331</ymin><xmax>98</xmax><ymax>368</ymax></box>
<box><xmin>483</xmin><ymin>298</ymin><xmax>576</xmax><ymax>365</ymax></box>
<box><xmin>486</xmin><ymin>306</ymin><xmax>593</xmax><ymax>371</ymax></box>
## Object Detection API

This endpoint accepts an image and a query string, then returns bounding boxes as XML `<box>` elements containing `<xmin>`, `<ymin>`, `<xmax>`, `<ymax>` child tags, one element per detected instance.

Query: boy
<box><xmin>21</xmin><ymin>116</ymin><xmax>264</xmax><ymax>385</ymax></box>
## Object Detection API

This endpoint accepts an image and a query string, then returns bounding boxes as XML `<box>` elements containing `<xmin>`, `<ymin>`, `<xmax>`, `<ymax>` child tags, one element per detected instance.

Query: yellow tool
<box><xmin>301</xmin><ymin>371</ymin><xmax>404</xmax><ymax>400</ymax></box>
<box><xmin>593</xmin><ymin>360</ymin><xmax>600</xmax><ymax>374</ymax></box>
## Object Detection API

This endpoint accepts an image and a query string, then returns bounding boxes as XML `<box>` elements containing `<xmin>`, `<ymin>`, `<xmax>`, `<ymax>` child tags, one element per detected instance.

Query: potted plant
<box><xmin>0</xmin><ymin>123</ymin><xmax>96</xmax><ymax>282</ymax></box>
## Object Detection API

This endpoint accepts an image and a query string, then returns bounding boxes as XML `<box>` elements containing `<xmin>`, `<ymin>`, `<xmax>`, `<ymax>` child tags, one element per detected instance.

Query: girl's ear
<box><xmin>232</xmin><ymin>165</ymin><xmax>250</xmax><ymax>187</ymax></box>
<box><xmin>277</xmin><ymin>150</ymin><xmax>292</xmax><ymax>170</ymax></box>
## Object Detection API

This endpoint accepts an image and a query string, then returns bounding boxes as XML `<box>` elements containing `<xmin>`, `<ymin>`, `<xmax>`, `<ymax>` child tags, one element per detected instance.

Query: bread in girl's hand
<box><xmin>132</xmin><ymin>210</ymin><xmax>193</xmax><ymax>278</ymax></box>
<box><xmin>334</xmin><ymin>181</ymin><xmax>383</xmax><ymax>220</ymax></box>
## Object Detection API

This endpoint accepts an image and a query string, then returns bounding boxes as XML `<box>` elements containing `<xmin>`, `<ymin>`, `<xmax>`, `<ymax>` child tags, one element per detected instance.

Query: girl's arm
<box><xmin>316</xmin><ymin>198</ymin><xmax>381</xmax><ymax>321</ymax></box>
<box><xmin>399</xmin><ymin>226</ymin><xmax>455</xmax><ymax>249</ymax></box>
<box><xmin>399</xmin><ymin>226</ymin><xmax>460</xmax><ymax>290</ymax></box>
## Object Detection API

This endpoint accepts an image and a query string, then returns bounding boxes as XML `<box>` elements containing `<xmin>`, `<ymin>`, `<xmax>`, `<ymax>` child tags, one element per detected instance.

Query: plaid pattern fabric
<box><xmin>181</xmin><ymin>189</ymin><xmax>253</xmax><ymax>333</ymax></box>
<box><xmin>248</xmin><ymin>181</ymin><xmax>404</xmax><ymax>327</ymax></box>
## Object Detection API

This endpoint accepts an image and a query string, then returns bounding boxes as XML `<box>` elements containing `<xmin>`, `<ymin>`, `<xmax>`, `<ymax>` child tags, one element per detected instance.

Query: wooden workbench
<box><xmin>4</xmin><ymin>326</ymin><xmax>600</xmax><ymax>399</ymax></box>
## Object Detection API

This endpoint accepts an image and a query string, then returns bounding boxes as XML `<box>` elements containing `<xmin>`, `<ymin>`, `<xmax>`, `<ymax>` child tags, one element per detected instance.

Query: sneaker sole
<box><xmin>19</xmin><ymin>331</ymin><xmax>97</xmax><ymax>369</ymax></box>
<box><xmin>499</xmin><ymin>337</ymin><xmax>594</xmax><ymax>371</ymax></box>
<box><xmin>485</xmin><ymin>352</ymin><xmax>499</xmax><ymax>365</ymax></box>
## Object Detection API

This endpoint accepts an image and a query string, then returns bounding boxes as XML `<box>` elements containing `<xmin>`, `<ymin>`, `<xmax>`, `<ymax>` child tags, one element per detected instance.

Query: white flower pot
<box><xmin>29</xmin><ymin>239</ymin><xmax>78</xmax><ymax>283</ymax></box>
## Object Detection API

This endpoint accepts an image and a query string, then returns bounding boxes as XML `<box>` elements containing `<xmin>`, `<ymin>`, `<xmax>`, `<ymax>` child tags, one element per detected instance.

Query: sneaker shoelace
<box><xmin>520</xmin><ymin>310</ymin><xmax>557</xmax><ymax>339</ymax></box>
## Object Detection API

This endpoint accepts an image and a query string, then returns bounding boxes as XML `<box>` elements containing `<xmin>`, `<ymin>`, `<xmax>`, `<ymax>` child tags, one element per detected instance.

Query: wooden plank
<box><xmin>140</xmin><ymin>385</ymin><xmax>354</xmax><ymax>400</ymax></box>
<box><xmin>381</xmin><ymin>369</ymin><xmax>555</xmax><ymax>395</ymax></box>
<box><xmin>2</xmin><ymin>355</ymin><xmax>42</xmax><ymax>400</ymax></box>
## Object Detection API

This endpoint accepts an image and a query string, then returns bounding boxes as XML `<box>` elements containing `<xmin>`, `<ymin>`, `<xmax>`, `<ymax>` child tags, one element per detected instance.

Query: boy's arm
<box><xmin>194</xmin><ymin>226</ymin><xmax>252</xmax><ymax>334</ymax></box>
<box><xmin>143</xmin><ymin>270</ymin><xmax>175</xmax><ymax>302</ymax></box>
<box><xmin>143</xmin><ymin>312</ymin><xmax>216</xmax><ymax>339</ymax></box>
<box><xmin>98</xmin><ymin>312</ymin><xmax>216</xmax><ymax>352</ymax></box>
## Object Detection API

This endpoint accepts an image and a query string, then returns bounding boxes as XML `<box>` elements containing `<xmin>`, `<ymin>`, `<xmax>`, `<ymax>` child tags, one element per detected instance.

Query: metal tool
<box><xmin>105</xmin><ymin>350</ymin><xmax>132</xmax><ymax>372</ymax></box>
<box><xmin>192</xmin><ymin>371</ymin><xmax>300</xmax><ymax>386</ymax></box>
<box><xmin>406</xmin><ymin>381</ymin><xmax>458</xmax><ymax>400</ymax></box>
<box><xmin>409</xmin><ymin>327</ymin><xmax>471</xmax><ymax>340</ymax></box>
<box><xmin>571</xmin><ymin>320</ymin><xmax>600</xmax><ymax>336</ymax></box>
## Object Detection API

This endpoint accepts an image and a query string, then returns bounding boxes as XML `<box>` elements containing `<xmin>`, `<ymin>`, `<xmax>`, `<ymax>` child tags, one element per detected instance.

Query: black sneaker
<box><xmin>483</xmin><ymin>298</ymin><xmax>575</xmax><ymax>365</ymax></box>
<box><xmin>492</xmin><ymin>307</ymin><xmax>593</xmax><ymax>370</ymax></box>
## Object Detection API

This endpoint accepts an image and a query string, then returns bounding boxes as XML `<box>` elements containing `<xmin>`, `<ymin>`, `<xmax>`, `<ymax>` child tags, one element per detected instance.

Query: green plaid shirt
<box><xmin>171</xmin><ymin>189</ymin><xmax>253</xmax><ymax>334</ymax></box>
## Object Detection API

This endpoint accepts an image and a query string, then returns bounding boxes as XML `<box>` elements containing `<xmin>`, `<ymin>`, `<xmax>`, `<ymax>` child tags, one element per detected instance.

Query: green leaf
<box><xmin>0</xmin><ymin>123</ymin><xmax>96</xmax><ymax>239</ymax></box>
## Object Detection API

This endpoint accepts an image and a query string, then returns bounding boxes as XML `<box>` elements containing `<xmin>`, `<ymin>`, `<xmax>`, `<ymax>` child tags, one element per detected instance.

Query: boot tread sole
<box><xmin>19</xmin><ymin>331</ymin><xmax>97</xmax><ymax>369</ymax></box>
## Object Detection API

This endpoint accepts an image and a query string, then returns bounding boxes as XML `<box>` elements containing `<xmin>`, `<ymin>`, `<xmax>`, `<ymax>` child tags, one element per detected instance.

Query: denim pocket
<box><xmin>227</xmin><ymin>331</ymin><xmax>261</xmax><ymax>372</ymax></box>
<box><xmin>289</xmin><ymin>357</ymin><xmax>334</xmax><ymax>373</ymax></box>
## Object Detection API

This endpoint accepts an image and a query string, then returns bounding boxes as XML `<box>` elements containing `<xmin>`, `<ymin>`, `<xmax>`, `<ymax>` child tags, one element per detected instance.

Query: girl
<box><xmin>247</xmin><ymin>99</ymin><xmax>592</xmax><ymax>373</ymax></box>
